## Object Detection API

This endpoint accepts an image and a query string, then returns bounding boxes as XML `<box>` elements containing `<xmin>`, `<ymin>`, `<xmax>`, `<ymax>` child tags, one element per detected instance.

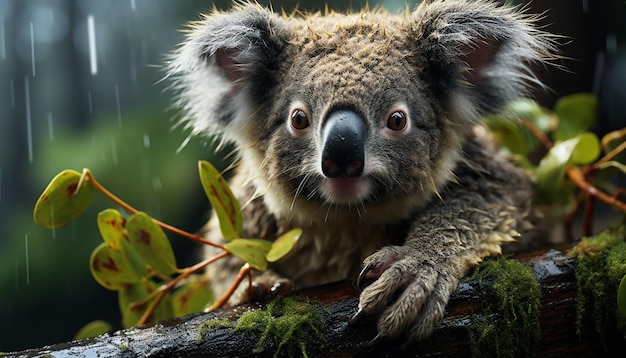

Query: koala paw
<box><xmin>351</xmin><ymin>246</ymin><xmax>456</xmax><ymax>343</ymax></box>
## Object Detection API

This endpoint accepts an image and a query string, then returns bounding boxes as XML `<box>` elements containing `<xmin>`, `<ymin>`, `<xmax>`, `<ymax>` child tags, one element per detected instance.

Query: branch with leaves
<box><xmin>484</xmin><ymin>93</ymin><xmax>626</xmax><ymax>237</ymax></box>
<box><xmin>33</xmin><ymin>160</ymin><xmax>301</xmax><ymax>335</ymax></box>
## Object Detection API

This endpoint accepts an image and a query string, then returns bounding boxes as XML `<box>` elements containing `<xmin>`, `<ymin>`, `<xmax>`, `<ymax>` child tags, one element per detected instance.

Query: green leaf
<box><xmin>266</xmin><ymin>229</ymin><xmax>302</xmax><ymax>262</ymax></box>
<box><xmin>119</xmin><ymin>279</ymin><xmax>173</xmax><ymax>328</ymax></box>
<box><xmin>74</xmin><ymin>320</ymin><xmax>113</xmax><ymax>340</ymax></box>
<box><xmin>97</xmin><ymin>209</ymin><xmax>127</xmax><ymax>249</ymax></box>
<box><xmin>33</xmin><ymin>170</ymin><xmax>96</xmax><ymax>229</ymax></box>
<box><xmin>90</xmin><ymin>242</ymin><xmax>142</xmax><ymax>290</ymax></box>
<box><xmin>484</xmin><ymin>114</ymin><xmax>539</xmax><ymax>156</ymax></box>
<box><xmin>504</xmin><ymin>99</ymin><xmax>557</xmax><ymax>134</ymax></box>
<box><xmin>224</xmin><ymin>238</ymin><xmax>273</xmax><ymax>271</ymax></box>
<box><xmin>554</xmin><ymin>93</ymin><xmax>598</xmax><ymax>141</ymax></box>
<box><xmin>618</xmin><ymin>274</ymin><xmax>626</xmax><ymax>319</ymax></box>
<box><xmin>198</xmin><ymin>160</ymin><xmax>243</xmax><ymax>241</ymax></box>
<box><xmin>171</xmin><ymin>275</ymin><xmax>214</xmax><ymax>317</ymax></box>
<box><xmin>535</xmin><ymin>133</ymin><xmax>600</xmax><ymax>204</ymax></box>
<box><xmin>126</xmin><ymin>212</ymin><xmax>178</xmax><ymax>276</ymax></box>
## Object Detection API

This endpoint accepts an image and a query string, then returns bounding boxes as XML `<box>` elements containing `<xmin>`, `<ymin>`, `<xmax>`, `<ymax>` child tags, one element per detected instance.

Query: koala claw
<box><xmin>348</xmin><ymin>307</ymin><xmax>365</xmax><ymax>325</ymax></box>
<box><xmin>366</xmin><ymin>333</ymin><xmax>384</xmax><ymax>347</ymax></box>
<box><xmin>355</xmin><ymin>246</ymin><xmax>452</xmax><ymax>341</ymax></box>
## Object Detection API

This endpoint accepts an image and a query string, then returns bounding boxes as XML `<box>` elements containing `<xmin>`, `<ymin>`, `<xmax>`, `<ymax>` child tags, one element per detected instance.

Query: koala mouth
<box><xmin>321</xmin><ymin>176</ymin><xmax>371</xmax><ymax>204</ymax></box>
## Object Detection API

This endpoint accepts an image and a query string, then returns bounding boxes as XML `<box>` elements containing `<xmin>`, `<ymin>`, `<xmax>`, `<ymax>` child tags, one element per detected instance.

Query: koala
<box><xmin>168</xmin><ymin>0</ymin><xmax>556</xmax><ymax>343</ymax></box>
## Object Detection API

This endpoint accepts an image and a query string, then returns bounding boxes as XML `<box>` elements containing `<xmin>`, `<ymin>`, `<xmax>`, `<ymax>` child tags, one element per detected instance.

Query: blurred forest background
<box><xmin>0</xmin><ymin>0</ymin><xmax>624</xmax><ymax>352</ymax></box>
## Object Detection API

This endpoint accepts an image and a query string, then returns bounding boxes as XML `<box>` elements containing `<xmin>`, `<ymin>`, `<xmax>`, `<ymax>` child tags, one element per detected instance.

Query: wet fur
<box><xmin>168</xmin><ymin>0</ymin><xmax>556</xmax><ymax>342</ymax></box>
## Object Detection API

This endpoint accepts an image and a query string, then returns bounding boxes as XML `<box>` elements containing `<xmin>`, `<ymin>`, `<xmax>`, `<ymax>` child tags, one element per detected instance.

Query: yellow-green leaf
<box><xmin>74</xmin><ymin>320</ymin><xmax>113</xmax><ymax>340</ymax></box>
<box><xmin>90</xmin><ymin>242</ymin><xmax>142</xmax><ymax>290</ymax></box>
<box><xmin>33</xmin><ymin>170</ymin><xmax>96</xmax><ymax>229</ymax></box>
<box><xmin>535</xmin><ymin>133</ymin><xmax>600</xmax><ymax>205</ymax></box>
<box><xmin>266</xmin><ymin>229</ymin><xmax>302</xmax><ymax>262</ymax></box>
<box><xmin>224</xmin><ymin>238</ymin><xmax>272</xmax><ymax>271</ymax></box>
<box><xmin>171</xmin><ymin>275</ymin><xmax>214</xmax><ymax>317</ymax></box>
<box><xmin>97</xmin><ymin>209</ymin><xmax>126</xmax><ymax>249</ymax></box>
<box><xmin>554</xmin><ymin>93</ymin><xmax>598</xmax><ymax>141</ymax></box>
<box><xmin>198</xmin><ymin>160</ymin><xmax>242</xmax><ymax>241</ymax></box>
<box><xmin>126</xmin><ymin>212</ymin><xmax>178</xmax><ymax>276</ymax></box>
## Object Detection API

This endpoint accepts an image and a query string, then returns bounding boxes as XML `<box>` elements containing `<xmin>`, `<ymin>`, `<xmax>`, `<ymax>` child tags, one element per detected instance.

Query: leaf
<box><xmin>618</xmin><ymin>274</ymin><xmax>626</xmax><ymax>319</ymax></box>
<box><xmin>266</xmin><ymin>229</ymin><xmax>302</xmax><ymax>262</ymax></box>
<box><xmin>74</xmin><ymin>320</ymin><xmax>113</xmax><ymax>340</ymax></box>
<box><xmin>97</xmin><ymin>209</ymin><xmax>127</xmax><ymax>249</ymax></box>
<box><xmin>90</xmin><ymin>242</ymin><xmax>142</xmax><ymax>290</ymax></box>
<box><xmin>535</xmin><ymin>133</ymin><xmax>600</xmax><ymax>204</ymax></box>
<box><xmin>504</xmin><ymin>99</ymin><xmax>557</xmax><ymax>134</ymax></box>
<box><xmin>33</xmin><ymin>169</ymin><xmax>96</xmax><ymax>229</ymax></box>
<box><xmin>224</xmin><ymin>238</ymin><xmax>273</xmax><ymax>271</ymax></box>
<box><xmin>554</xmin><ymin>93</ymin><xmax>598</xmax><ymax>141</ymax></box>
<box><xmin>119</xmin><ymin>279</ymin><xmax>173</xmax><ymax>328</ymax></box>
<box><xmin>198</xmin><ymin>160</ymin><xmax>243</xmax><ymax>241</ymax></box>
<box><xmin>126</xmin><ymin>212</ymin><xmax>178</xmax><ymax>276</ymax></box>
<box><xmin>484</xmin><ymin>114</ymin><xmax>539</xmax><ymax>156</ymax></box>
<box><xmin>171</xmin><ymin>275</ymin><xmax>214</xmax><ymax>317</ymax></box>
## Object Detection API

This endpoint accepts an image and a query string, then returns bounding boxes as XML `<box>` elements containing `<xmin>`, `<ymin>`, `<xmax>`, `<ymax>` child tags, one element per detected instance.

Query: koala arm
<box><xmin>355</xmin><ymin>138</ymin><xmax>533</xmax><ymax>341</ymax></box>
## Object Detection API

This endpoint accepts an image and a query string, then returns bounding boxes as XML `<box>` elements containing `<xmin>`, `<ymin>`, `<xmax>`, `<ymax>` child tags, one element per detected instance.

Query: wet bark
<box><xmin>9</xmin><ymin>247</ymin><xmax>622</xmax><ymax>357</ymax></box>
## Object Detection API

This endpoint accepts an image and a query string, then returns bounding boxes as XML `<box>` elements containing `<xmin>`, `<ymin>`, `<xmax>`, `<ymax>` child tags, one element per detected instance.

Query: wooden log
<box><xmin>9</xmin><ymin>247</ymin><xmax>622</xmax><ymax>357</ymax></box>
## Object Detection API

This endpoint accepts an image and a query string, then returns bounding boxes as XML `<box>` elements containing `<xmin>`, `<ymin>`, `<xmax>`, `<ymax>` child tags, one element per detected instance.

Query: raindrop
<box><xmin>143</xmin><ymin>133</ymin><xmax>150</xmax><ymax>149</ymax></box>
<box><xmin>1</xmin><ymin>18</ymin><xmax>5</xmax><ymax>59</ymax></box>
<box><xmin>87</xmin><ymin>15</ymin><xmax>98</xmax><ymax>75</ymax></box>
<box><xmin>582</xmin><ymin>0</ymin><xmax>589</xmax><ymax>13</ymax></box>
<box><xmin>152</xmin><ymin>177</ymin><xmax>162</xmax><ymax>192</ymax></box>
<box><xmin>25</xmin><ymin>77</ymin><xmax>33</xmax><ymax>163</ymax></box>
<box><xmin>47</xmin><ymin>112</ymin><xmax>54</xmax><ymax>140</ymax></box>
<box><xmin>24</xmin><ymin>235</ymin><xmax>30</xmax><ymax>286</ymax></box>
<box><xmin>131</xmin><ymin>0</ymin><xmax>136</xmax><ymax>11</ymax></box>
<box><xmin>0</xmin><ymin>168</ymin><xmax>3</xmax><ymax>203</ymax></box>
<box><xmin>29</xmin><ymin>22</ymin><xmax>36</xmax><ymax>76</ymax></box>
<box><xmin>115</xmin><ymin>85</ymin><xmax>122</xmax><ymax>125</ymax></box>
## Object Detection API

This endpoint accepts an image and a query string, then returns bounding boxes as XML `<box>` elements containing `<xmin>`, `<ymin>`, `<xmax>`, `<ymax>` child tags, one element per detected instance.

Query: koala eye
<box><xmin>290</xmin><ymin>109</ymin><xmax>310</xmax><ymax>130</ymax></box>
<box><xmin>386</xmin><ymin>111</ymin><xmax>408</xmax><ymax>132</ymax></box>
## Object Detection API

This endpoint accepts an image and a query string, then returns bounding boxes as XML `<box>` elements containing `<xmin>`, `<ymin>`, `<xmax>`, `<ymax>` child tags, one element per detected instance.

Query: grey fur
<box><xmin>167</xmin><ymin>0</ymin><xmax>556</xmax><ymax>342</ymax></box>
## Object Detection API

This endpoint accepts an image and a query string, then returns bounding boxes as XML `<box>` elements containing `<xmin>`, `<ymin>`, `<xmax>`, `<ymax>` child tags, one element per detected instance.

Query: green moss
<box><xmin>570</xmin><ymin>227</ymin><xmax>626</xmax><ymax>346</ymax></box>
<box><xmin>468</xmin><ymin>257</ymin><xmax>542</xmax><ymax>358</ymax></box>
<box><xmin>197</xmin><ymin>296</ymin><xmax>324</xmax><ymax>357</ymax></box>
<box><xmin>197</xmin><ymin>317</ymin><xmax>236</xmax><ymax>343</ymax></box>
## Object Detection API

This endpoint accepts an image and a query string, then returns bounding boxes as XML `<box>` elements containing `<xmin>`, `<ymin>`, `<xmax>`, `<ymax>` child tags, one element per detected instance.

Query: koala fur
<box><xmin>168</xmin><ymin>0</ymin><xmax>556</xmax><ymax>342</ymax></box>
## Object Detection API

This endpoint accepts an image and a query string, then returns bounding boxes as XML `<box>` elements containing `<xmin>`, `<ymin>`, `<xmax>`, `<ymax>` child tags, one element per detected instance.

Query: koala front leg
<box><xmin>354</xmin><ymin>188</ymin><xmax>529</xmax><ymax>342</ymax></box>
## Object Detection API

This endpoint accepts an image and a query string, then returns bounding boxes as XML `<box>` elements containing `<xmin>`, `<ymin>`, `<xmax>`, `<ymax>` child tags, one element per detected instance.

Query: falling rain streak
<box><xmin>1</xmin><ymin>18</ymin><xmax>6</xmax><ymax>59</ymax></box>
<box><xmin>25</xmin><ymin>77</ymin><xmax>33</xmax><ymax>163</ymax></box>
<box><xmin>30</xmin><ymin>22</ymin><xmax>35</xmax><ymax>76</ymax></box>
<box><xmin>88</xmin><ymin>15</ymin><xmax>98</xmax><ymax>75</ymax></box>
<box><xmin>47</xmin><ymin>112</ymin><xmax>54</xmax><ymax>140</ymax></box>
<box><xmin>115</xmin><ymin>85</ymin><xmax>122</xmax><ymax>125</ymax></box>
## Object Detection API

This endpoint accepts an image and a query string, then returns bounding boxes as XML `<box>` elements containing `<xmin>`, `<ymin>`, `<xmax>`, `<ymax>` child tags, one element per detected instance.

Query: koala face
<box><xmin>168</xmin><ymin>2</ymin><xmax>555</xmax><ymax>223</ymax></box>
<box><xmin>263</xmin><ymin>28</ymin><xmax>460</xmax><ymax>221</ymax></box>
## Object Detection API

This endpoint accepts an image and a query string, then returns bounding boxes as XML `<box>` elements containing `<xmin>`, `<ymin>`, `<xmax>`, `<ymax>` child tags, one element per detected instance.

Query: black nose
<box><xmin>321</xmin><ymin>110</ymin><xmax>367</xmax><ymax>178</ymax></box>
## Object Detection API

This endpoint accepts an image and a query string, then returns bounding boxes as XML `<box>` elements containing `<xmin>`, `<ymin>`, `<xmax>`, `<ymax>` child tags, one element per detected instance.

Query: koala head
<box><xmin>168</xmin><ymin>0</ymin><xmax>555</xmax><ymax>223</ymax></box>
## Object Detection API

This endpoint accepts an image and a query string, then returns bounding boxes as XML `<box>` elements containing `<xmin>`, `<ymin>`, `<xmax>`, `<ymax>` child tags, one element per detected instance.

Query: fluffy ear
<box><xmin>411</xmin><ymin>0</ymin><xmax>557</xmax><ymax>122</ymax></box>
<box><xmin>167</xmin><ymin>4</ymin><xmax>290</xmax><ymax>138</ymax></box>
